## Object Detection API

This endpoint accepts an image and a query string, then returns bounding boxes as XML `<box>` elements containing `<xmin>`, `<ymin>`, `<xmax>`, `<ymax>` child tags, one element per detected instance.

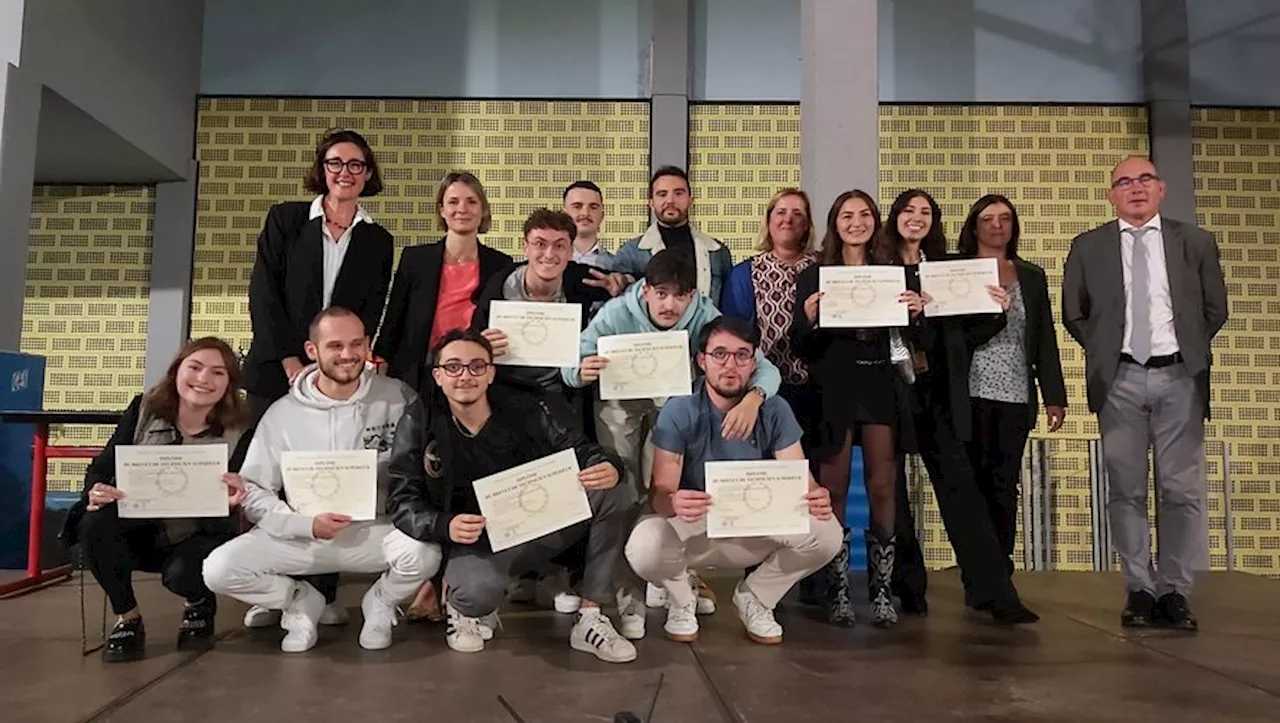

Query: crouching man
<box><xmin>624</xmin><ymin>317</ymin><xmax>841</xmax><ymax>644</ymax></box>
<box><xmin>387</xmin><ymin>328</ymin><xmax>638</xmax><ymax>662</ymax></box>
<box><xmin>203</xmin><ymin>307</ymin><xmax>442</xmax><ymax>652</ymax></box>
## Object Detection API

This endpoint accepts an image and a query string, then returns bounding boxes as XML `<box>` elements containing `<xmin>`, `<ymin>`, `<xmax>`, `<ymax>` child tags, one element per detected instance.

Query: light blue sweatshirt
<box><xmin>561</xmin><ymin>280</ymin><xmax>782</xmax><ymax>397</ymax></box>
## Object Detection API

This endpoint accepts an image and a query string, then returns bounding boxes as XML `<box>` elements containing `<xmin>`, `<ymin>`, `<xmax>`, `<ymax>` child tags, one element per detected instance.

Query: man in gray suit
<box><xmin>1063</xmin><ymin>155</ymin><xmax>1228</xmax><ymax>632</ymax></box>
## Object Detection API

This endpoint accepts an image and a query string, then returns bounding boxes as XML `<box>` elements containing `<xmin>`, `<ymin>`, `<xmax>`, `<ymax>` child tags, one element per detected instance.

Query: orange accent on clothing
<box><xmin>429</xmin><ymin>261</ymin><xmax>480</xmax><ymax>351</ymax></box>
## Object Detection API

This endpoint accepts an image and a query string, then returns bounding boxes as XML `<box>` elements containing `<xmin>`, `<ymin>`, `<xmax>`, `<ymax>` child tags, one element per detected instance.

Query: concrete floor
<box><xmin>2</xmin><ymin>569</ymin><xmax>1278</xmax><ymax>722</ymax></box>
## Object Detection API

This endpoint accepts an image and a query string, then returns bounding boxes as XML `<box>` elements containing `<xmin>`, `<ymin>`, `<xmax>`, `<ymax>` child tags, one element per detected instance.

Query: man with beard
<box><xmin>386</xmin><ymin>329</ymin><xmax>637</xmax><ymax>662</ymax></box>
<box><xmin>612</xmin><ymin>166</ymin><xmax>734</xmax><ymax>305</ymax></box>
<box><xmin>203</xmin><ymin>308</ymin><xmax>442</xmax><ymax>653</ymax></box>
<box><xmin>624</xmin><ymin>316</ymin><xmax>841</xmax><ymax>644</ymax></box>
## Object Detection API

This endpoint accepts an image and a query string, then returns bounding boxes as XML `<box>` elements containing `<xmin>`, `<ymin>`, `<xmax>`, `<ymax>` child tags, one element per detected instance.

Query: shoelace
<box><xmin>449</xmin><ymin>612</ymin><xmax>484</xmax><ymax>637</ymax></box>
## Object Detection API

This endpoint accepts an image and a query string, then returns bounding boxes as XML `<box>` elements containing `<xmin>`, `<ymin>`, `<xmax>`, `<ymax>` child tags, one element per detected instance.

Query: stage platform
<box><xmin>3</xmin><ymin>570</ymin><xmax>1278</xmax><ymax>722</ymax></box>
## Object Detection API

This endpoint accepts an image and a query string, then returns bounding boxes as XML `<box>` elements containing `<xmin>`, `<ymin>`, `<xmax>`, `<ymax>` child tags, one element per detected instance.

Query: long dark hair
<box><xmin>818</xmin><ymin>190</ymin><xmax>894</xmax><ymax>266</ymax></box>
<box><xmin>958</xmin><ymin>194</ymin><xmax>1020</xmax><ymax>260</ymax></box>
<box><xmin>144</xmin><ymin>337</ymin><xmax>247</xmax><ymax>432</ymax></box>
<box><xmin>884</xmin><ymin>189</ymin><xmax>947</xmax><ymax>262</ymax></box>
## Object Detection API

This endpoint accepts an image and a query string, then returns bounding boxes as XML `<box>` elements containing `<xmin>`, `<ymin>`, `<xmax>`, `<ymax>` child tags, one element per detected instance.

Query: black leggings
<box><xmin>80</xmin><ymin>507</ymin><xmax>226</xmax><ymax>615</ymax></box>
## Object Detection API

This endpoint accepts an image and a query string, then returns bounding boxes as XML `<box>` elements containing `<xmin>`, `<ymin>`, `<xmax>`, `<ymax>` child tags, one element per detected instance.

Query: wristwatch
<box><xmin>750</xmin><ymin>386</ymin><xmax>767</xmax><ymax>401</ymax></box>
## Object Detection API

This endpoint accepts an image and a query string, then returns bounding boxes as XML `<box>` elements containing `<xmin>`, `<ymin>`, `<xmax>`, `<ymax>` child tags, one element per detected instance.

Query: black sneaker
<box><xmin>899</xmin><ymin>594</ymin><xmax>929</xmax><ymax>617</ymax></box>
<box><xmin>177</xmin><ymin>597</ymin><xmax>217</xmax><ymax>650</ymax></box>
<box><xmin>1153</xmin><ymin>593</ymin><xmax>1198</xmax><ymax>632</ymax></box>
<box><xmin>1121</xmin><ymin>590</ymin><xmax>1156</xmax><ymax>628</ymax></box>
<box><xmin>990</xmin><ymin>598</ymin><xmax>1040</xmax><ymax>625</ymax></box>
<box><xmin>103</xmin><ymin>617</ymin><xmax>146</xmax><ymax>663</ymax></box>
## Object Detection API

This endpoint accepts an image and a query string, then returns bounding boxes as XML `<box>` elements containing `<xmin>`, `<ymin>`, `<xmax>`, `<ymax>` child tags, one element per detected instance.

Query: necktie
<box><xmin>1129</xmin><ymin>226</ymin><xmax>1153</xmax><ymax>364</ymax></box>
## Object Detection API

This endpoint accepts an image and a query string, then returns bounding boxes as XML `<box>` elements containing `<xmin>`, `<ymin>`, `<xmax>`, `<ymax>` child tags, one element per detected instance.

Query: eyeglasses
<box><xmin>1111</xmin><ymin>173</ymin><xmax>1159</xmax><ymax>190</ymax></box>
<box><xmin>705</xmin><ymin>348</ymin><xmax>753</xmax><ymax>365</ymax></box>
<box><xmin>526</xmin><ymin>239</ymin><xmax>571</xmax><ymax>254</ymax></box>
<box><xmin>324</xmin><ymin>158</ymin><xmax>367</xmax><ymax>175</ymax></box>
<box><xmin>436</xmin><ymin>360</ymin><xmax>491</xmax><ymax>377</ymax></box>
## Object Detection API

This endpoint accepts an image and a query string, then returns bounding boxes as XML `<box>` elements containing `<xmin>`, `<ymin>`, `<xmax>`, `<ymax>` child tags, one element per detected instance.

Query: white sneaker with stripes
<box><xmin>570</xmin><ymin>608</ymin><xmax>637</xmax><ymax>663</ymax></box>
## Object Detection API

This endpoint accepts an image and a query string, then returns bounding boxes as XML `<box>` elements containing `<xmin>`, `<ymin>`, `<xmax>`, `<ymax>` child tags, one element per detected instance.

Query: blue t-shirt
<box><xmin>650</xmin><ymin>380</ymin><xmax>804</xmax><ymax>491</ymax></box>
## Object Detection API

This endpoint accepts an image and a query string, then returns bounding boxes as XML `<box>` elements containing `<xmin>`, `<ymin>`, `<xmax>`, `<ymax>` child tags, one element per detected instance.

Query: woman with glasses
<box><xmin>240</xmin><ymin>128</ymin><xmax>394</xmax><ymax>628</ymax></box>
<box><xmin>957</xmin><ymin>195</ymin><xmax>1066</xmax><ymax>578</ymax></box>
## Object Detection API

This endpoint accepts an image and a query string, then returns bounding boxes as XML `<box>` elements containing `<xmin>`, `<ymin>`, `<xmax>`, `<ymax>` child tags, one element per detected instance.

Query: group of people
<box><xmin>65</xmin><ymin>127</ymin><xmax>1226</xmax><ymax>666</ymax></box>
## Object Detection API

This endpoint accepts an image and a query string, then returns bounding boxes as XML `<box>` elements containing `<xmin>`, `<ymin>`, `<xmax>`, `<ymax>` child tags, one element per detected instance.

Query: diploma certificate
<box><xmin>819</xmin><ymin>266</ymin><xmax>909</xmax><ymax>328</ymax></box>
<box><xmin>919</xmin><ymin>258</ymin><xmax>1001</xmax><ymax>317</ymax></box>
<box><xmin>115</xmin><ymin>444</ymin><xmax>229</xmax><ymax>519</ymax></box>
<box><xmin>473</xmin><ymin>448</ymin><xmax>591</xmax><ymax>553</ymax></box>
<box><xmin>597</xmin><ymin>330</ymin><xmax>693</xmax><ymax>401</ymax></box>
<box><xmin>489</xmin><ymin>300</ymin><xmax>582</xmax><ymax>368</ymax></box>
<box><xmin>704</xmin><ymin>460</ymin><xmax>810</xmax><ymax>539</ymax></box>
<box><xmin>281</xmin><ymin>450</ymin><xmax>378</xmax><ymax>521</ymax></box>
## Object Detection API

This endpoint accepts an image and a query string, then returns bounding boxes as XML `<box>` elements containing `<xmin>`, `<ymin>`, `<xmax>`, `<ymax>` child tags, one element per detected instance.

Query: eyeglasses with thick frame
<box><xmin>704</xmin><ymin>348</ymin><xmax>754</xmax><ymax>365</ymax></box>
<box><xmin>1111</xmin><ymin>173</ymin><xmax>1160</xmax><ymax>190</ymax></box>
<box><xmin>324</xmin><ymin>158</ymin><xmax>368</xmax><ymax>175</ymax></box>
<box><xmin>435</xmin><ymin>359</ymin><xmax>492</xmax><ymax>377</ymax></box>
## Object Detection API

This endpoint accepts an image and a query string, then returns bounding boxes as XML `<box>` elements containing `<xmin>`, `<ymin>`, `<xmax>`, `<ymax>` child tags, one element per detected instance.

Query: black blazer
<box><xmin>1011</xmin><ymin>259</ymin><xmax>1068</xmax><ymax>425</ymax></box>
<box><xmin>374</xmin><ymin>239</ymin><xmax>513</xmax><ymax>396</ymax></box>
<box><xmin>243</xmin><ymin>202</ymin><xmax>394</xmax><ymax>399</ymax></box>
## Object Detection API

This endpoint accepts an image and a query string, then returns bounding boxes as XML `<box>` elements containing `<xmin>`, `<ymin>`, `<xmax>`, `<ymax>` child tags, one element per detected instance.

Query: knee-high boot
<box><xmin>866</xmin><ymin>528</ymin><xmax>899</xmax><ymax>628</ymax></box>
<box><xmin>823</xmin><ymin>527</ymin><xmax>856</xmax><ymax>626</ymax></box>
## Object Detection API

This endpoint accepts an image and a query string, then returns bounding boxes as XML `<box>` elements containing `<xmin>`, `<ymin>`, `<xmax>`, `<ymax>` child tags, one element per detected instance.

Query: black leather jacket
<box><xmin>386</xmin><ymin>391</ymin><xmax>623</xmax><ymax>545</ymax></box>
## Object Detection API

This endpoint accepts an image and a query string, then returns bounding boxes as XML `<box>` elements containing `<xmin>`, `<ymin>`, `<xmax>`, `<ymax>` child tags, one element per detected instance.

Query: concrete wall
<box><xmin>1188</xmin><ymin>0</ymin><xmax>1280</xmax><ymax>106</ymax></box>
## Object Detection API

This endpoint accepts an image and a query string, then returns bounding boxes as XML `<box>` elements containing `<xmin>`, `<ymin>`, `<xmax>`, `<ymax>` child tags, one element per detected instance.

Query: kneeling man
<box><xmin>203</xmin><ymin>308</ymin><xmax>442</xmax><ymax>652</ymax></box>
<box><xmin>625</xmin><ymin>316</ymin><xmax>841</xmax><ymax>644</ymax></box>
<box><xmin>387</xmin><ymin>329</ymin><xmax>637</xmax><ymax>662</ymax></box>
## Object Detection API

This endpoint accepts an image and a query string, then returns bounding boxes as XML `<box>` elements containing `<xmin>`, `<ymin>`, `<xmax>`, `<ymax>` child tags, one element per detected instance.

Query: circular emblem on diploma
<box><xmin>742</xmin><ymin>481</ymin><xmax>773</xmax><ymax>512</ymax></box>
<box><xmin>850</xmin><ymin>282</ymin><xmax>876</xmax><ymax>307</ymax></box>
<box><xmin>311</xmin><ymin>471</ymin><xmax>341</xmax><ymax>500</ymax></box>
<box><xmin>630</xmin><ymin>351</ymin><xmax>658</xmax><ymax>378</ymax></box>
<box><xmin>156</xmin><ymin>467</ymin><xmax>189</xmax><ymax>496</ymax></box>
<box><xmin>518</xmin><ymin>483</ymin><xmax>550</xmax><ymax>514</ymax></box>
<box><xmin>948</xmin><ymin>277</ymin><xmax>972</xmax><ymax>298</ymax></box>
<box><xmin>520</xmin><ymin>319</ymin><xmax>548</xmax><ymax>346</ymax></box>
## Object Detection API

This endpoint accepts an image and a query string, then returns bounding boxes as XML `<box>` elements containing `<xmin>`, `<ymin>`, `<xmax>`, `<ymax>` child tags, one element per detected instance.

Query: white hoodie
<box><xmin>239</xmin><ymin>364</ymin><xmax>418</xmax><ymax>539</ymax></box>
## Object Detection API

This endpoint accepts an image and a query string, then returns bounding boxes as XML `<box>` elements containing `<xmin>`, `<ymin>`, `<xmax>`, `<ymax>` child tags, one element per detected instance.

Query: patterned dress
<box><xmin>750</xmin><ymin>252</ymin><xmax>816</xmax><ymax>386</ymax></box>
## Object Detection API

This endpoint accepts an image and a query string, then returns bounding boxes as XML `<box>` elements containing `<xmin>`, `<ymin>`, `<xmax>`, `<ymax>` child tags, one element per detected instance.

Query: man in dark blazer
<box><xmin>1063</xmin><ymin>155</ymin><xmax>1228</xmax><ymax>631</ymax></box>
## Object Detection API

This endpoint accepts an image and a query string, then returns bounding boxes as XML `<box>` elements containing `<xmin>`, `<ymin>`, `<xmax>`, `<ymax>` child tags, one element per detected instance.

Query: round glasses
<box><xmin>437</xmin><ymin>360</ymin><xmax>491</xmax><ymax>377</ymax></box>
<box><xmin>324</xmin><ymin>158</ymin><xmax>367</xmax><ymax>175</ymax></box>
<box><xmin>705</xmin><ymin>348</ymin><xmax>753</xmax><ymax>365</ymax></box>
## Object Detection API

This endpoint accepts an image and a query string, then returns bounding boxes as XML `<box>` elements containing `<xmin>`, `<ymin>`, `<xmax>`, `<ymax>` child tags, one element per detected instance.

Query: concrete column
<box><xmin>0</xmin><ymin>64</ymin><xmax>42</xmax><ymax>351</ymax></box>
<box><xmin>801</xmin><ymin>0</ymin><xmax>879</xmax><ymax>221</ymax></box>
<box><xmin>648</xmin><ymin>0</ymin><xmax>690</xmax><ymax>174</ymax></box>
<box><xmin>143</xmin><ymin>160</ymin><xmax>199</xmax><ymax>387</ymax></box>
<box><xmin>1141</xmin><ymin>0</ymin><xmax>1195</xmax><ymax>221</ymax></box>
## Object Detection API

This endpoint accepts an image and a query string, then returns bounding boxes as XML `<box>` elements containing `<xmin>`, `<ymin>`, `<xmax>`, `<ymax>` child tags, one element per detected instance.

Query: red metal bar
<box><xmin>46</xmin><ymin>447</ymin><xmax>101</xmax><ymax>459</ymax></box>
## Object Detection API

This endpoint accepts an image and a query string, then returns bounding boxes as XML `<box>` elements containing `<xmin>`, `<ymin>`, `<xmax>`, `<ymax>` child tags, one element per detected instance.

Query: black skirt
<box><xmin>811</xmin><ymin>361</ymin><xmax>902</xmax><ymax>461</ymax></box>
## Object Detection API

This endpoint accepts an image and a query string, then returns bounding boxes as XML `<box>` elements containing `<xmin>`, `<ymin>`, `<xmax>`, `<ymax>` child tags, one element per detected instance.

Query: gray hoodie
<box><xmin>239</xmin><ymin>363</ymin><xmax>418</xmax><ymax>540</ymax></box>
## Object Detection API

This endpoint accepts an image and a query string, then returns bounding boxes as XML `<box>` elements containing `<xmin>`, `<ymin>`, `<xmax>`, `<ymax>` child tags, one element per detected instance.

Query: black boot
<box><xmin>823</xmin><ymin>527</ymin><xmax>856</xmax><ymax>627</ymax></box>
<box><xmin>866</xmin><ymin>528</ymin><xmax>899</xmax><ymax>628</ymax></box>
<box><xmin>103</xmin><ymin>616</ymin><xmax>146</xmax><ymax>663</ymax></box>
<box><xmin>177</xmin><ymin>597</ymin><xmax>217</xmax><ymax>650</ymax></box>
<box><xmin>798</xmin><ymin>570</ymin><xmax>824</xmax><ymax>606</ymax></box>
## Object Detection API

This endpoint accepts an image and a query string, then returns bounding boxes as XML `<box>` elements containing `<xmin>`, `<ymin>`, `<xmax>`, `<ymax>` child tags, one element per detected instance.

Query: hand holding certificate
<box><xmin>597</xmin><ymin>330</ymin><xmax>693</xmax><ymax>401</ymax></box>
<box><xmin>704</xmin><ymin>460</ymin><xmax>810</xmax><ymax>539</ymax></box>
<box><xmin>919</xmin><ymin>258</ymin><xmax>1001</xmax><ymax>316</ymax></box>
<box><xmin>819</xmin><ymin>266</ymin><xmax>909</xmax><ymax>328</ymax></box>
<box><xmin>281</xmin><ymin>450</ymin><xmax>378</xmax><ymax>521</ymax></box>
<box><xmin>473</xmin><ymin>449</ymin><xmax>592</xmax><ymax>552</ymax></box>
<box><xmin>488</xmin><ymin>300</ymin><xmax>582</xmax><ymax>367</ymax></box>
<box><xmin>115</xmin><ymin>444</ymin><xmax>229</xmax><ymax>519</ymax></box>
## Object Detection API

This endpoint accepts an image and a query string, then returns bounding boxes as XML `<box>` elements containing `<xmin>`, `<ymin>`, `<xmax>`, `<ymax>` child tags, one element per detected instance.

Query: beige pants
<box><xmin>624</xmin><ymin>514</ymin><xmax>842</xmax><ymax>609</ymax></box>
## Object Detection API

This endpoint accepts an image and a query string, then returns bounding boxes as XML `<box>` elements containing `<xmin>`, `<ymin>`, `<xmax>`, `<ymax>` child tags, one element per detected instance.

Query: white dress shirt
<box><xmin>309</xmin><ymin>196</ymin><xmax>373</xmax><ymax>307</ymax></box>
<box><xmin>572</xmin><ymin>240</ymin><xmax>613</xmax><ymax>270</ymax></box>
<box><xmin>1118</xmin><ymin>214</ymin><xmax>1179</xmax><ymax>357</ymax></box>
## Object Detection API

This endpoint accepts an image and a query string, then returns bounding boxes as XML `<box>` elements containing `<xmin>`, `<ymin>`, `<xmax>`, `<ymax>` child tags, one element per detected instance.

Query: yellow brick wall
<box><xmin>20</xmin><ymin>185</ymin><xmax>154</xmax><ymax>494</ymax></box>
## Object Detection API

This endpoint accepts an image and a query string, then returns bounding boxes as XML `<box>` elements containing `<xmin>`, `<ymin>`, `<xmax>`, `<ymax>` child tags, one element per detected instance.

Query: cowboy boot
<box><xmin>823</xmin><ymin>527</ymin><xmax>856</xmax><ymax>626</ymax></box>
<box><xmin>866</xmin><ymin>528</ymin><xmax>899</xmax><ymax>628</ymax></box>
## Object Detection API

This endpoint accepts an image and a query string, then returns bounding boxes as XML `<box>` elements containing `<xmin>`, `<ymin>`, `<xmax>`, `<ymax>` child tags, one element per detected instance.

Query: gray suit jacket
<box><xmin>1062</xmin><ymin>218</ymin><xmax>1227</xmax><ymax>418</ymax></box>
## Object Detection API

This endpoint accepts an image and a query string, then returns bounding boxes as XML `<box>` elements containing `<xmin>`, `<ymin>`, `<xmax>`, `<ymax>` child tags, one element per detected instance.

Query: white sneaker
<box><xmin>616</xmin><ymin>589</ymin><xmax>647</xmax><ymax>640</ymax></box>
<box><xmin>689</xmin><ymin>572</ymin><xmax>717</xmax><ymax>615</ymax></box>
<box><xmin>280</xmin><ymin>583</ymin><xmax>325</xmax><ymax>653</ymax></box>
<box><xmin>570</xmin><ymin>609</ymin><xmax>637</xmax><ymax>663</ymax></box>
<box><xmin>320</xmin><ymin>601</ymin><xmax>349</xmax><ymax>626</ymax></box>
<box><xmin>478</xmin><ymin>610</ymin><xmax>500</xmax><ymax>641</ymax></box>
<box><xmin>733</xmin><ymin>582</ymin><xmax>783</xmax><ymax>645</ymax></box>
<box><xmin>445</xmin><ymin>603</ymin><xmax>485</xmax><ymax>653</ymax></box>
<box><xmin>357</xmin><ymin>585</ymin><xmax>398</xmax><ymax>650</ymax></box>
<box><xmin>552</xmin><ymin>591</ymin><xmax>582</xmax><ymax>614</ymax></box>
<box><xmin>664</xmin><ymin>598</ymin><xmax>699</xmax><ymax>642</ymax></box>
<box><xmin>243</xmin><ymin>605</ymin><xmax>281</xmax><ymax>629</ymax></box>
<box><xmin>645</xmin><ymin>582</ymin><xmax>668</xmax><ymax>608</ymax></box>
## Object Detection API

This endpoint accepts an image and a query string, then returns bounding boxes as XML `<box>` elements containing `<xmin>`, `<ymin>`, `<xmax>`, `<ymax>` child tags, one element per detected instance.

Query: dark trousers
<box><xmin>80</xmin><ymin>507</ymin><xmax>226</xmax><ymax>615</ymax></box>
<box><xmin>248</xmin><ymin>390</ymin><xmax>339</xmax><ymax>605</ymax></box>
<box><xmin>447</xmin><ymin>484</ymin><xmax>634</xmax><ymax>616</ymax></box>
<box><xmin>778</xmin><ymin>382</ymin><xmax>820</xmax><ymax>480</ymax></box>
<box><xmin>891</xmin><ymin>453</ymin><xmax>928</xmax><ymax>602</ymax></box>
<box><xmin>966</xmin><ymin>398</ymin><xmax>1032</xmax><ymax>574</ymax></box>
<box><xmin>912</xmin><ymin>384</ymin><xmax>1019</xmax><ymax>606</ymax></box>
